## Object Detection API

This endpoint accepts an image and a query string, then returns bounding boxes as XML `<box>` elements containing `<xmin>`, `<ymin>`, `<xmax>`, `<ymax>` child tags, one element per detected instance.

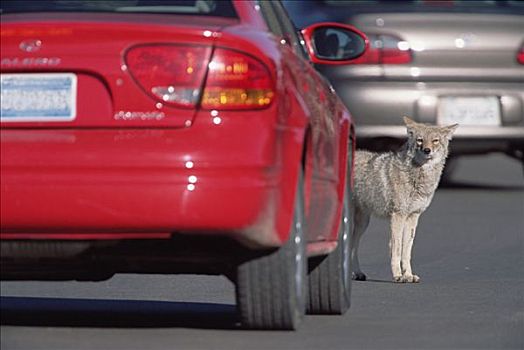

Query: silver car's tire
<box><xmin>235</xmin><ymin>169</ymin><xmax>306</xmax><ymax>330</ymax></box>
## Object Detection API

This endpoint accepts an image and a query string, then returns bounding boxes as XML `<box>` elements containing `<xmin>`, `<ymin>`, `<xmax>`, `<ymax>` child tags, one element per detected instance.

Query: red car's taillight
<box><xmin>354</xmin><ymin>34</ymin><xmax>412</xmax><ymax>65</ymax></box>
<box><xmin>125</xmin><ymin>45</ymin><xmax>274</xmax><ymax>110</ymax></box>
<box><xmin>517</xmin><ymin>47</ymin><xmax>524</xmax><ymax>64</ymax></box>
<box><xmin>201</xmin><ymin>48</ymin><xmax>274</xmax><ymax>110</ymax></box>
<box><xmin>125</xmin><ymin>45</ymin><xmax>212</xmax><ymax>108</ymax></box>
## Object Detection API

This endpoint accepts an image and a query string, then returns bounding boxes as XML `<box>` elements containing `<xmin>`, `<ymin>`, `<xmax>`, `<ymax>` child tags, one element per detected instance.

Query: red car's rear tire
<box><xmin>307</xmin><ymin>143</ymin><xmax>353</xmax><ymax>315</ymax></box>
<box><xmin>235</xmin><ymin>169</ymin><xmax>307</xmax><ymax>330</ymax></box>
<box><xmin>307</xmin><ymin>190</ymin><xmax>353</xmax><ymax>314</ymax></box>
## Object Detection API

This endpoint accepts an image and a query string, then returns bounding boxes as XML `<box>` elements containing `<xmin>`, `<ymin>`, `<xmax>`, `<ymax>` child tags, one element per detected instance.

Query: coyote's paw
<box><xmin>408</xmin><ymin>274</ymin><xmax>421</xmax><ymax>283</ymax></box>
<box><xmin>393</xmin><ymin>275</ymin><xmax>404</xmax><ymax>283</ymax></box>
<box><xmin>394</xmin><ymin>274</ymin><xmax>420</xmax><ymax>283</ymax></box>
<box><xmin>352</xmin><ymin>272</ymin><xmax>367</xmax><ymax>281</ymax></box>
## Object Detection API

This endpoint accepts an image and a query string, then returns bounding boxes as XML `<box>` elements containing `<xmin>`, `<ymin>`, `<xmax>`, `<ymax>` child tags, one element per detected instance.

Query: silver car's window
<box><xmin>324</xmin><ymin>0</ymin><xmax>523</xmax><ymax>8</ymax></box>
<box><xmin>284</xmin><ymin>0</ymin><xmax>524</xmax><ymax>29</ymax></box>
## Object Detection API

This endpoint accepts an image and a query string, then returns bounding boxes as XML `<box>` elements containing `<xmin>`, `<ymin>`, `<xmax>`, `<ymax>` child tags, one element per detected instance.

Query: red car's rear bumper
<box><xmin>1</xmin><ymin>111</ymin><xmax>304</xmax><ymax>249</ymax></box>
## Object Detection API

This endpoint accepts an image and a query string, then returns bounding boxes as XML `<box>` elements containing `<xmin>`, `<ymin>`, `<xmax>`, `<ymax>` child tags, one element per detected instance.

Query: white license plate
<box><xmin>0</xmin><ymin>73</ymin><xmax>77</xmax><ymax>122</ymax></box>
<box><xmin>438</xmin><ymin>96</ymin><xmax>500</xmax><ymax>126</ymax></box>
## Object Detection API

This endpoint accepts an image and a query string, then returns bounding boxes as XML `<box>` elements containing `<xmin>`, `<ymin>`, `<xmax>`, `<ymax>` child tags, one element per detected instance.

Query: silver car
<box><xmin>284</xmin><ymin>0</ymin><xmax>524</xmax><ymax>176</ymax></box>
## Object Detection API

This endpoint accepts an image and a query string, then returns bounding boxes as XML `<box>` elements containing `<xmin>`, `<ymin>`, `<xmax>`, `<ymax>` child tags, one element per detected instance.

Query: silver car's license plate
<box><xmin>438</xmin><ymin>96</ymin><xmax>500</xmax><ymax>126</ymax></box>
<box><xmin>0</xmin><ymin>73</ymin><xmax>77</xmax><ymax>122</ymax></box>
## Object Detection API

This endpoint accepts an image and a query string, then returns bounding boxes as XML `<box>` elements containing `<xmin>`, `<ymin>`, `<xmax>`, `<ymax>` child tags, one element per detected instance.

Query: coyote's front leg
<box><xmin>401</xmin><ymin>213</ymin><xmax>421</xmax><ymax>283</ymax></box>
<box><xmin>389</xmin><ymin>213</ymin><xmax>406</xmax><ymax>282</ymax></box>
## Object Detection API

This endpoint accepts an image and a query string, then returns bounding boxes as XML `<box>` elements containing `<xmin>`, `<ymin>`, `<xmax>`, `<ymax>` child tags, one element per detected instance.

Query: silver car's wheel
<box><xmin>235</xmin><ymin>168</ymin><xmax>306</xmax><ymax>330</ymax></box>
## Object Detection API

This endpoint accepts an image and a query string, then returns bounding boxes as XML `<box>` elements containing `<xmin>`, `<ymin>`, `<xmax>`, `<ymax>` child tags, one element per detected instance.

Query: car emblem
<box><xmin>19</xmin><ymin>39</ymin><xmax>42</xmax><ymax>53</ymax></box>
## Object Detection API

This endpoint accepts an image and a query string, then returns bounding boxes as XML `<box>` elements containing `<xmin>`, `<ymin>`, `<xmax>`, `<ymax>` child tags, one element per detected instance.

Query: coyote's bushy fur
<box><xmin>351</xmin><ymin>117</ymin><xmax>458</xmax><ymax>283</ymax></box>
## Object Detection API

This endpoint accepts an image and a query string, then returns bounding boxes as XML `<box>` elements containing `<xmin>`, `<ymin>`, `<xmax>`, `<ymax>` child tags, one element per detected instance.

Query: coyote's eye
<box><xmin>416</xmin><ymin>138</ymin><xmax>423</xmax><ymax>144</ymax></box>
<box><xmin>432</xmin><ymin>139</ymin><xmax>439</xmax><ymax>145</ymax></box>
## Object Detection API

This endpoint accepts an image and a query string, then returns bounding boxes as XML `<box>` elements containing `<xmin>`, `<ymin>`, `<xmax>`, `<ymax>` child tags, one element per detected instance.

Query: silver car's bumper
<box><xmin>333</xmin><ymin>80</ymin><xmax>524</xmax><ymax>154</ymax></box>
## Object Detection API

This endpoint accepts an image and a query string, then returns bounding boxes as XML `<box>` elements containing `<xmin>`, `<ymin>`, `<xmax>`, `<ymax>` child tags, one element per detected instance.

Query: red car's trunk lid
<box><xmin>1</xmin><ymin>13</ymin><xmax>237</xmax><ymax>128</ymax></box>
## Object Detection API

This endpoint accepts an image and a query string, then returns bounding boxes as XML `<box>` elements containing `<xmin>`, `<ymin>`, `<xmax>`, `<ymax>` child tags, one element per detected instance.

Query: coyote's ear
<box><xmin>403</xmin><ymin>116</ymin><xmax>416</xmax><ymax>135</ymax></box>
<box><xmin>403</xmin><ymin>116</ymin><xmax>416</xmax><ymax>126</ymax></box>
<box><xmin>442</xmin><ymin>123</ymin><xmax>459</xmax><ymax>140</ymax></box>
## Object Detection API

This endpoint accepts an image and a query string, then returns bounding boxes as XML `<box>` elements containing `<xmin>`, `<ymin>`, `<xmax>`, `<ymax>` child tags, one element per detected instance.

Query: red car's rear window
<box><xmin>0</xmin><ymin>0</ymin><xmax>238</xmax><ymax>18</ymax></box>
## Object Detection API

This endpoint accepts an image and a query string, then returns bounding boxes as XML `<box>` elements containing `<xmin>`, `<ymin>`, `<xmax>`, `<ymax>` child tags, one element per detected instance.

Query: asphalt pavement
<box><xmin>1</xmin><ymin>153</ymin><xmax>523</xmax><ymax>350</ymax></box>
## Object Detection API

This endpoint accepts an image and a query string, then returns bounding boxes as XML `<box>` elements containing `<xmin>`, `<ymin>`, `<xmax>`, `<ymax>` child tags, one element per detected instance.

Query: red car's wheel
<box><xmin>307</xmin><ymin>143</ymin><xmax>353</xmax><ymax>315</ymax></box>
<box><xmin>235</xmin><ymin>168</ymin><xmax>307</xmax><ymax>330</ymax></box>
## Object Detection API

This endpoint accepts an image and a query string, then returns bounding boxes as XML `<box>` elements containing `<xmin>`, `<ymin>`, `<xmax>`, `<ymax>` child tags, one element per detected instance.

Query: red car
<box><xmin>0</xmin><ymin>0</ymin><xmax>367</xmax><ymax>330</ymax></box>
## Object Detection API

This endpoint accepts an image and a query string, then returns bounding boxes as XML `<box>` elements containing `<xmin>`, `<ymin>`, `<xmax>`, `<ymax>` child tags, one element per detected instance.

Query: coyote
<box><xmin>351</xmin><ymin>117</ymin><xmax>458</xmax><ymax>283</ymax></box>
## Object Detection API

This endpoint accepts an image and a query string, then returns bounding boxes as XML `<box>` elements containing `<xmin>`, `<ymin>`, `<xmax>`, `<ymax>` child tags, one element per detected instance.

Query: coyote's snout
<box><xmin>351</xmin><ymin>116</ymin><xmax>458</xmax><ymax>283</ymax></box>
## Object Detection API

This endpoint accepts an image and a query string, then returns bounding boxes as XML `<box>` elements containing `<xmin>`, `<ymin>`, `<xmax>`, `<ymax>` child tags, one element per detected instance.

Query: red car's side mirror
<box><xmin>301</xmin><ymin>22</ymin><xmax>369</xmax><ymax>65</ymax></box>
